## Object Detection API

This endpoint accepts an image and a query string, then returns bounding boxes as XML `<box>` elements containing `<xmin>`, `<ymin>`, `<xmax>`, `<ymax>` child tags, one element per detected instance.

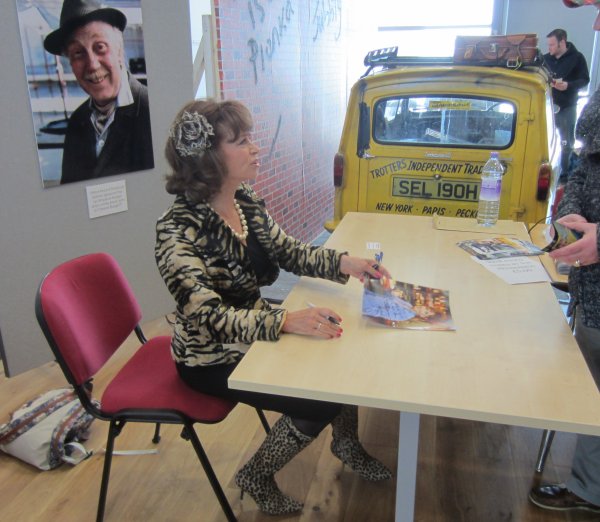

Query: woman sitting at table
<box><xmin>155</xmin><ymin>99</ymin><xmax>392</xmax><ymax>515</ymax></box>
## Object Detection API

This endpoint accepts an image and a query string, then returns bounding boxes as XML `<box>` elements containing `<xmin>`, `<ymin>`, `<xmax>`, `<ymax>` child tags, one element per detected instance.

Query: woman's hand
<box><xmin>556</xmin><ymin>214</ymin><xmax>587</xmax><ymax>226</ymax></box>
<box><xmin>549</xmin><ymin>220</ymin><xmax>599</xmax><ymax>267</ymax></box>
<box><xmin>281</xmin><ymin>308</ymin><xmax>342</xmax><ymax>339</ymax></box>
<box><xmin>339</xmin><ymin>254</ymin><xmax>391</xmax><ymax>281</ymax></box>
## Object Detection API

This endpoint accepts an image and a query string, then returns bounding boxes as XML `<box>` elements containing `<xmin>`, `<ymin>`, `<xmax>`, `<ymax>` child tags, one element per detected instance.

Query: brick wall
<box><xmin>214</xmin><ymin>0</ymin><xmax>346</xmax><ymax>242</ymax></box>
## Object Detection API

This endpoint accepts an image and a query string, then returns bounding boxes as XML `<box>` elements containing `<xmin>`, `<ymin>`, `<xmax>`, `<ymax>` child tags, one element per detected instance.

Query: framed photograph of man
<box><xmin>16</xmin><ymin>0</ymin><xmax>154</xmax><ymax>187</ymax></box>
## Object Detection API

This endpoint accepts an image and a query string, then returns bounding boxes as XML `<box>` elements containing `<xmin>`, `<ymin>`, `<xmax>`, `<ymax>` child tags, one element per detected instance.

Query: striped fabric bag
<box><xmin>0</xmin><ymin>388</ymin><xmax>94</xmax><ymax>470</ymax></box>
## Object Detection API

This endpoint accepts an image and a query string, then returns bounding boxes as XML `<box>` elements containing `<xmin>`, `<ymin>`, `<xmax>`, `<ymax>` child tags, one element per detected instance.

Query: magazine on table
<box><xmin>456</xmin><ymin>237</ymin><xmax>544</xmax><ymax>260</ymax></box>
<box><xmin>362</xmin><ymin>277</ymin><xmax>455</xmax><ymax>331</ymax></box>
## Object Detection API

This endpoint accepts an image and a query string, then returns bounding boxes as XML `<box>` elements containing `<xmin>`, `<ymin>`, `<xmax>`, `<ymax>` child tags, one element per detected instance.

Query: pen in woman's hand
<box><xmin>305</xmin><ymin>301</ymin><xmax>341</xmax><ymax>325</ymax></box>
<box><xmin>361</xmin><ymin>252</ymin><xmax>386</xmax><ymax>282</ymax></box>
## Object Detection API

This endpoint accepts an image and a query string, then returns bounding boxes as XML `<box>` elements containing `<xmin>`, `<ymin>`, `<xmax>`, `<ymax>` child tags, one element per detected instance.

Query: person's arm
<box><xmin>561</xmin><ymin>54</ymin><xmax>590</xmax><ymax>93</ymax></box>
<box><xmin>278</xmin><ymin>255</ymin><xmax>390</xmax><ymax>338</ymax></box>
<box><xmin>265</xmin><ymin>210</ymin><xmax>350</xmax><ymax>283</ymax></box>
<box><xmin>556</xmin><ymin>155</ymin><xmax>588</xmax><ymax>219</ymax></box>
<box><xmin>551</xmin><ymin>155</ymin><xmax>599</xmax><ymax>267</ymax></box>
<box><xmin>548</xmin><ymin>220</ymin><xmax>599</xmax><ymax>267</ymax></box>
<box><xmin>265</xmin><ymin>211</ymin><xmax>392</xmax><ymax>280</ymax></box>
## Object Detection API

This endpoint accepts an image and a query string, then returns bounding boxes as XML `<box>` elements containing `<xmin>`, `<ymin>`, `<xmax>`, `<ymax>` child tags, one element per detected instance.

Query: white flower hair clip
<box><xmin>169</xmin><ymin>110</ymin><xmax>215</xmax><ymax>157</ymax></box>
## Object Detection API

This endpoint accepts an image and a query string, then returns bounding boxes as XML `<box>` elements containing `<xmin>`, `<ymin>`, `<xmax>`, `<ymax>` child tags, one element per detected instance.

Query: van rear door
<box><xmin>359</xmin><ymin>86</ymin><xmax>532</xmax><ymax>221</ymax></box>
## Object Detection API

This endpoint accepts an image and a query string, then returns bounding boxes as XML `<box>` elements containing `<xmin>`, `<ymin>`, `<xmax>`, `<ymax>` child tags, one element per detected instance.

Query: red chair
<box><xmin>35</xmin><ymin>252</ymin><xmax>269</xmax><ymax>522</ymax></box>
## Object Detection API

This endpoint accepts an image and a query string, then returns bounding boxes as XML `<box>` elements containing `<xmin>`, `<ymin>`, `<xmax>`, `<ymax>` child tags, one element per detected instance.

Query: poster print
<box><xmin>16</xmin><ymin>0</ymin><xmax>154</xmax><ymax>188</ymax></box>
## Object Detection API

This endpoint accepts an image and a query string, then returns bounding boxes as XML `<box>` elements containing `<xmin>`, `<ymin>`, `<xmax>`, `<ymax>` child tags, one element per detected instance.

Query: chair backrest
<box><xmin>35</xmin><ymin>253</ymin><xmax>143</xmax><ymax>386</ymax></box>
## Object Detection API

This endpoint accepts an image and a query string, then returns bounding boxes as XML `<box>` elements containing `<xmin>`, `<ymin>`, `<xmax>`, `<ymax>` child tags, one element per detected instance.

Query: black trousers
<box><xmin>177</xmin><ymin>360</ymin><xmax>342</xmax><ymax>435</ymax></box>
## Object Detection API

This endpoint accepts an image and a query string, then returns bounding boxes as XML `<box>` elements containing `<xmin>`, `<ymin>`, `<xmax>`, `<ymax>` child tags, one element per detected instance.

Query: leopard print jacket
<box><xmin>558</xmin><ymin>87</ymin><xmax>600</xmax><ymax>329</ymax></box>
<box><xmin>155</xmin><ymin>183</ymin><xmax>349</xmax><ymax>367</ymax></box>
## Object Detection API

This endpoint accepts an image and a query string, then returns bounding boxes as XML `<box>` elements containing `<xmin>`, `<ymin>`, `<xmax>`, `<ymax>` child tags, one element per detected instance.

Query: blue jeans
<box><xmin>555</xmin><ymin>105</ymin><xmax>577</xmax><ymax>179</ymax></box>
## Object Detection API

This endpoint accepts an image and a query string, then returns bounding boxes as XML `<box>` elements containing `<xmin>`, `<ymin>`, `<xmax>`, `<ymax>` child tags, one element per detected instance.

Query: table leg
<box><xmin>395</xmin><ymin>412</ymin><xmax>420</xmax><ymax>522</ymax></box>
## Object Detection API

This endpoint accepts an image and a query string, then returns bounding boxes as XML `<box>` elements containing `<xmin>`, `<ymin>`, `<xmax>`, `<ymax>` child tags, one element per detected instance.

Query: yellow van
<box><xmin>325</xmin><ymin>48</ymin><xmax>560</xmax><ymax>230</ymax></box>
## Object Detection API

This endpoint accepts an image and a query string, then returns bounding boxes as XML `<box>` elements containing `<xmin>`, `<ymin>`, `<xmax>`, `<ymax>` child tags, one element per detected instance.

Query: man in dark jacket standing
<box><xmin>43</xmin><ymin>0</ymin><xmax>154</xmax><ymax>184</ymax></box>
<box><xmin>545</xmin><ymin>28</ymin><xmax>590</xmax><ymax>183</ymax></box>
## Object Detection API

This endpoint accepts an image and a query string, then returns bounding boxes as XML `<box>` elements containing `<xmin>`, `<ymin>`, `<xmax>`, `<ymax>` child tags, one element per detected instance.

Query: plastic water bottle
<box><xmin>477</xmin><ymin>152</ymin><xmax>504</xmax><ymax>226</ymax></box>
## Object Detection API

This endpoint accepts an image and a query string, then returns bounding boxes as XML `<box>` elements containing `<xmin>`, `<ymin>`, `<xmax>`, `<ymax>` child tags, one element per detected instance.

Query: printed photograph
<box><xmin>362</xmin><ymin>277</ymin><xmax>455</xmax><ymax>331</ymax></box>
<box><xmin>457</xmin><ymin>237</ymin><xmax>544</xmax><ymax>260</ymax></box>
<box><xmin>16</xmin><ymin>0</ymin><xmax>154</xmax><ymax>187</ymax></box>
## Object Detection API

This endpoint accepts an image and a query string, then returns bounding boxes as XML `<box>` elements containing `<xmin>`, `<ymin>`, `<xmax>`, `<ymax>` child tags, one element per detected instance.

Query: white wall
<box><xmin>189</xmin><ymin>0</ymin><xmax>212</xmax><ymax>53</ymax></box>
<box><xmin>189</xmin><ymin>0</ymin><xmax>212</xmax><ymax>98</ymax></box>
<box><xmin>0</xmin><ymin>0</ymin><xmax>194</xmax><ymax>375</ymax></box>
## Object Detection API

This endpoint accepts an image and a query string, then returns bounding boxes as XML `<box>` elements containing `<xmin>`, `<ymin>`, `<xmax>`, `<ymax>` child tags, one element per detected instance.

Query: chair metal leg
<box><xmin>152</xmin><ymin>423</ymin><xmax>161</xmax><ymax>443</ymax></box>
<box><xmin>96</xmin><ymin>420</ymin><xmax>121</xmax><ymax>522</ymax></box>
<box><xmin>183</xmin><ymin>423</ymin><xmax>237</xmax><ymax>522</ymax></box>
<box><xmin>256</xmin><ymin>408</ymin><xmax>270</xmax><ymax>434</ymax></box>
<box><xmin>535</xmin><ymin>429</ymin><xmax>555</xmax><ymax>473</ymax></box>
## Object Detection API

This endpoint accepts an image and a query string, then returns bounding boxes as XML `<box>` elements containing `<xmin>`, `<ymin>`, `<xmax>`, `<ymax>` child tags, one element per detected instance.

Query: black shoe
<box><xmin>529</xmin><ymin>484</ymin><xmax>600</xmax><ymax>513</ymax></box>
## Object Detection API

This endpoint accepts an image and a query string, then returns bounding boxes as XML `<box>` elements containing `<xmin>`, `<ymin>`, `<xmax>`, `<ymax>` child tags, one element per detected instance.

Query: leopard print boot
<box><xmin>235</xmin><ymin>415</ymin><xmax>314</xmax><ymax>515</ymax></box>
<box><xmin>330</xmin><ymin>405</ymin><xmax>392</xmax><ymax>481</ymax></box>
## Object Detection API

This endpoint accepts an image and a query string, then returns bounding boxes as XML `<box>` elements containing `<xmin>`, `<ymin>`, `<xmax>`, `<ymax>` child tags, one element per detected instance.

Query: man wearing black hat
<box><xmin>44</xmin><ymin>0</ymin><xmax>154</xmax><ymax>184</ymax></box>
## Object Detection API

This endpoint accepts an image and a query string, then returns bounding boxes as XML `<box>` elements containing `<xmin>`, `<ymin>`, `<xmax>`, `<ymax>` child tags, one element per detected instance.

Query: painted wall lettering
<box><xmin>312</xmin><ymin>0</ymin><xmax>342</xmax><ymax>42</ymax></box>
<box><xmin>248</xmin><ymin>0</ymin><xmax>295</xmax><ymax>84</ymax></box>
<box><xmin>268</xmin><ymin>114</ymin><xmax>283</xmax><ymax>159</ymax></box>
<box><xmin>247</xmin><ymin>0</ymin><xmax>266</xmax><ymax>29</ymax></box>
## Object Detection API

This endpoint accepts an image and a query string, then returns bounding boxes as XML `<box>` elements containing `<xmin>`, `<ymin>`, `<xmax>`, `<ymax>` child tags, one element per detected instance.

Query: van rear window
<box><xmin>373</xmin><ymin>96</ymin><xmax>516</xmax><ymax>149</ymax></box>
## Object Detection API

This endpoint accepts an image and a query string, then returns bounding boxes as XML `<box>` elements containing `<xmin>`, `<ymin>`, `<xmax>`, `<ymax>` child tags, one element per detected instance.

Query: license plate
<box><xmin>391</xmin><ymin>176</ymin><xmax>479</xmax><ymax>202</ymax></box>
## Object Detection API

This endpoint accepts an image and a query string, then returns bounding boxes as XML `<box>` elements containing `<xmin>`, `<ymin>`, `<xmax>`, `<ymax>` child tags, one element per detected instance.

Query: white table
<box><xmin>230</xmin><ymin>213</ymin><xmax>600</xmax><ymax>521</ymax></box>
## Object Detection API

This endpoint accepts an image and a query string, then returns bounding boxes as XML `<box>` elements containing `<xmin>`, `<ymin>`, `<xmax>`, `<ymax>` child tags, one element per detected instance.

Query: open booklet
<box><xmin>362</xmin><ymin>277</ymin><xmax>455</xmax><ymax>331</ymax></box>
<box><xmin>456</xmin><ymin>237</ymin><xmax>544</xmax><ymax>261</ymax></box>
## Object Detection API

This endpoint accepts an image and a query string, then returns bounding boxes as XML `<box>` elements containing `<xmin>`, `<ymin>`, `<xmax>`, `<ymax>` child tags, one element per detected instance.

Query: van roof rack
<box><xmin>362</xmin><ymin>47</ymin><xmax>454</xmax><ymax>76</ymax></box>
<box><xmin>362</xmin><ymin>46</ymin><xmax>547</xmax><ymax>78</ymax></box>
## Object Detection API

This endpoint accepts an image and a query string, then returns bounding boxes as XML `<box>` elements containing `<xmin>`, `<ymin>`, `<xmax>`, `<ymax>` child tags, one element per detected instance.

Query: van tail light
<box><xmin>536</xmin><ymin>162</ymin><xmax>552</xmax><ymax>201</ymax></box>
<box><xmin>333</xmin><ymin>153</ymin><xmax>344</xmax><ymax>187</ymax></box>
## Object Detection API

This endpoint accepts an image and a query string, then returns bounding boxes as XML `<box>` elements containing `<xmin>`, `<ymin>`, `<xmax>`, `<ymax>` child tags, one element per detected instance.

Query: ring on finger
<box><xmin>574</xmin><ymin>259</ymin><xmax>581</xmax><ymax>268</ymax></box>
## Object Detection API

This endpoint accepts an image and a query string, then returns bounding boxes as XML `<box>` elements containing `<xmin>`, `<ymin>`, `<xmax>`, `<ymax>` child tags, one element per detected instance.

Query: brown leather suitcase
<box><xmin>454</xmin><ymin>34</ymin><xmax>539</xmax><ymax>68</ymax></box>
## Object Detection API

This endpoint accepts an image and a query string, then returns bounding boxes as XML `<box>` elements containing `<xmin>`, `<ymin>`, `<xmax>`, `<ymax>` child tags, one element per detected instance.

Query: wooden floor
<box><xmin>1</xmin><ymin>316</ymin><xmax>597</xmax><ymax>522</ymax></box>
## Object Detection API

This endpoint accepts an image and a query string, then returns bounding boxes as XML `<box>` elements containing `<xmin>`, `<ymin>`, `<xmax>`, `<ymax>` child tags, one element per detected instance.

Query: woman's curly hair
<box><xmin>164</xmin><ymin>99</ymin><xmax>253</xmax><ymax>203</ymax></box>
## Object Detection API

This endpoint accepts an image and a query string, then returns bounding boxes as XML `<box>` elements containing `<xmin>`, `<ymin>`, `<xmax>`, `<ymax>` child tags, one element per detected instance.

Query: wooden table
<box><xmin>229</xmin><ymin>213</ymin><xmax>600</xmax><ymax>521</ymax></box>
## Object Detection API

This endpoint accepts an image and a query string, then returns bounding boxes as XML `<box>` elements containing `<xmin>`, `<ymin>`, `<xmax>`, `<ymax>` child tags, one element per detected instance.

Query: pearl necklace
<box><xmin>208</xmin><ymin>199</ymin><xmax>249</xmax><ymax>241</ymax></box>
